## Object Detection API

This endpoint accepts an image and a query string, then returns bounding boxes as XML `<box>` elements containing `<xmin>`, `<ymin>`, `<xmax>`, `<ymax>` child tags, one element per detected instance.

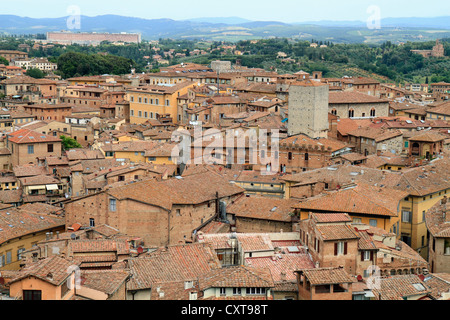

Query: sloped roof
<box><xmin>106</xmin><ymin>171</ymin><xmax>244</xmax><ymax>210</ymax></box>
<box><xmin>126</xmin><ymin>243</ymin><xmax>221</xmax><ymax>291</ymax></box>
<box><xmin>9</xmin><ymin>256</ymin><xmax>78</xmax><ymax>286</ymax></box>
<box><xmin>80</xmin><ymin>270</ymin><xmax>130</xmax><ymax>296</ymax></box>
<box><xmin>408</xmin><ymin>132</ymin><xmax>447</xmax><ymax>142</ymax></box>
<box><xmin>372</xmin><ymin>274</ymin><xmax>430</xmax><ymax>300</ymax></box>
<box><xmin>280</xmin><ymin>134</ymin><xmax>348</xmax><ymax>152</ymax></box>
<box><xmin>298</xmin><ymin>267</ymin><xmax>355</xmax><ymax>285</ymax></box>
<box><xmin>294</xmin><ymin>184</ymin><xmax>408</xmax><ymax>217</ymax></box>
<box><xmin>199</xmin><ymin>265</ymin><xmax>275</xmax><ymax>290</ymax></box>
<box><xmin>7</xmin><ymin>128</ymin><xmax>61</xmax><ymax>144</ymax></box>
<box><xmin>226</xmin><ymin>196</ymin><xmax>298</xmax><ymax>222</ymax></box>
<box><xmin>425</xmin><ymin>199</ymin><xmax>450</xmax><ymax>238</ymax></box>
<box><xmin>0</xmin><ymin>208</ymin><xmax>64</xmax><ymax>245</ymax></box>
<box><xmin>329</xmin><ymin>91</ymin><xmax>389</xmax><ymax>104</ymax></box>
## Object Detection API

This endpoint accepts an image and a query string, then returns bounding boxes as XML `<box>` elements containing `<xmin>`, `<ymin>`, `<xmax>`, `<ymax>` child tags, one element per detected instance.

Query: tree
<box><xmin>26</xmin><ymin>68</ymin><xmax>45</xmax><ymax>79</ymax></box>
<box><xmin>57</xmin><ymin>52</ymin><xmax>134</xmax><ymax>78</ymax></box>
<box><xmin>0</xmin><ymin>56</ymin><xmax>9</xmax><ymax>66</ymax></box>
<box><xmin>60</xmin><ymin>135</ymin><xmax>82</xmax><ymax>150</ymax></box>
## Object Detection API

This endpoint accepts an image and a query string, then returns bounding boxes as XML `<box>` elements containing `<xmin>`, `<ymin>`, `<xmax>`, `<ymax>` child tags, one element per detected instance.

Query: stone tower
<box><xmin>288</xmin><ymin>80</ymin><xmax>329</xmax><ymax>139</ymax></box>
<box><xmin>432</xmin><ymin>39</ymin><xmax>445</xmax><ymax>58</ymax></box>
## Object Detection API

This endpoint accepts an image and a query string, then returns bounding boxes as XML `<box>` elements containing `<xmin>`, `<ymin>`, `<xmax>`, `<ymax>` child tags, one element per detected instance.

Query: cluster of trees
<box><xmin>56</xmin><ymin>52</ymin><xmax>135</xmax><ymax>78</ymax></box>
<box><xmin>0</xmin><ymin>56</ymin><xmax>8</xmax><ymax>66</ymax></box>
<box><xmin>60</xmin><ymin>135</ymin><xmax>82</xmax><ymax>150</ymax></box>
<box><xmin>209</xmin><ymin>38</ymin><xmax>449</xmax><ymax>83</ymax></box>
<box><xmin>25</xmin><ymin>68</ymin><xmax>45</xmax><ymax>79</ymax></box>
<box><xmin>1</xmin><ymin>35</ymin><xmax>449</xmax><ymax>83</ymax></box>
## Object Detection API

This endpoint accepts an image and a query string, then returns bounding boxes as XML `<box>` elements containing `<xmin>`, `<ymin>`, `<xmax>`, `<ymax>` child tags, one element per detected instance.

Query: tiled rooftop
<box><xmin>297</xmin><ymin>267</ymin><xmax>355</xmax><ymax>285</ymax></box>
<box><xmin>127</xmin><ymin>243</ymin><xmax>221</xmax><ymax>291</ymax></box>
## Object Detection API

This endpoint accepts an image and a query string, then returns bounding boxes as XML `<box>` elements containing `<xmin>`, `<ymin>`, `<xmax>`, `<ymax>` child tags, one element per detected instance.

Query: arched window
<box><xmin>370</xmin><ymin>108</ymin><xmax>376</xmax><ymax>117</ymax></box>
<box><xmin>348</xmin><ymin>109</ymin><xmax>355</xmax><ymax>118</ymax></box>
<box><xmin>331</xmin><ymin>108</ymin><xmax>337</xmax><ymax>116</ymax></box>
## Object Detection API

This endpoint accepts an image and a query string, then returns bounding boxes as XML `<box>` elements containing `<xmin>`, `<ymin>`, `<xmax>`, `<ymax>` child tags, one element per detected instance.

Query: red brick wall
<box><xmin>235</xmin><ymin>216</ymin><xmax>292</xmax><ymax>233</ymax></box>
<box><xmin>65</xmin><ymin>193</ymin><xmax>240</xmax><ymax>247</ymax></box>
<box><xmin>279</xmin><ymin>147</ymin><xmax>332</xmax><ymax>173</ymax></box>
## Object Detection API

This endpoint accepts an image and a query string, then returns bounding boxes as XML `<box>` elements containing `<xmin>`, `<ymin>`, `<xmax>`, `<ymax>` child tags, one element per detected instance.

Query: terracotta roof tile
<box><xmin>425</xmin><ymin>198</ymin><xmax>450</xmax><ymax>238</ymax></box>
<box><xmin>316</xmin><ymin>224</ymin><xmax>359</xmax><ymax>241</ymax></box>
<box><xmin>347</xmin><ymin>127</ymin><xmax>402</xmax><ymax>142</ymax></box>
<box><xmin>199</xmin><ymin>265</ymin><xmax>274</xmax><ymax>290</ymax></box>
<box><xmin>9</xmin><ymin>256</ymin><xmax>78</xmax><ymax>286</ymax></box>
<box><xmin>226</xmin><ymin>196</ymin><xmax>298</xmax><ymax>222</ymax></box>
<box><xmin>372</xmin><ymin>274</ymin><xmax>430</xmax><ymax>300</ymax></box>
<box><xmin>281</xmin><ymin>134</ymin><xmax>348</xmax><ymax>152</ymax></box>
<box><xmin>198</xmin><ymin>232</ymin><xmax>277</xmax><ymax>253</ymax></box>
<box><xmin>80</xmin><ymin>270</ymin><xmax>130</xmax><ymax>296</ymax></box>
<box><xmin>0</xmin><ymin>208</ymin><xmax>64</xmax><ymax>245</ymax></box>
<box><xmin>297</xmin><ymin>267</ymin><xmax>355</xmax><ymax>285</ymax></box>
<box><xmin>295</xmin><ymin>183</ymin><xmax>408</xmax><ymax>217</ymax></box>
<box><xmin>423</xmin><ymin>273</ymin><xmax>450</xmax><ymax>300</ymax></box>
<box><xmin>106</xmin><ymin>171</ymin><xmax>244</xmax><ymax>210</ymax></box>
<box><xmin>69</xmin><ymin>239</ymin><xmax>130</xmax><ymax>255</ymax></box>
<box><xmin>329</xmin><ymin>91</ymin><xmax>389</xmax><ymax>104</ymax></box>
<box><xmin>7</xmin><ymin>128</ymin><xmax>61</xmax><ymax>144</ymax></box>
<box><xmin>246</xmin><ymin>254</ymin><xmax>314</xmax><ymax>282</ymax></box>
<box><xmin>127</xmin><ymin>243</ymin><xmax>221</xmax><ymax>291</ymax></box>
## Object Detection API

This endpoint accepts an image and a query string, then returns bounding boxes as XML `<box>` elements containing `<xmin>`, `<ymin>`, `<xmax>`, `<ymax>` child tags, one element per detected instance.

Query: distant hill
<box><xmin>185</xmin><ymin>17</ymin><xmax>252</xmax><ymax>25</ymax></box>
<box><xmin>297</xmin><ymin>16</ymin><xmax>450</xmax><ymax>29</ymax></box>
<box><xmin>1</xmin><ymin>14</ymin><xmax>450</xmax><ymax>43</ymax></box>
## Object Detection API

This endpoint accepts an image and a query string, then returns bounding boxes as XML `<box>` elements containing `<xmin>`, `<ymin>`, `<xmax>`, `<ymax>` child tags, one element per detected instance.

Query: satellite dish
<box><xmin>70</xmin><ymin>233</ymin><xmax>77</xmax><ymax>240</ymax></box>
<box><xmin>137</xmin><ymin>246</ymin><xmax>144</xmax><ymax>254</ymax></box>
<box><xmin>419</xmin><ymin>274</ymin><xmax>425</xmax><ymax>281</ymax></box>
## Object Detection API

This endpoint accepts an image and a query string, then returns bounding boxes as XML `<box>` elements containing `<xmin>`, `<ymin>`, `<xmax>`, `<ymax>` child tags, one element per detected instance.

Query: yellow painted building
<box><xmin>114</xmin><ymin>134</ymin><xmax>141</xmax><ymax>143</ymax></box>
<box><xmin>293</xmin><ymin>184</ymin><xmax>408</xmax><ymax>238</ymax></box>
<box><xmin>0</xmin><ymin>208</ymin><xmax>65</xmax><ymax>271</ymax></box>
<box><xmin>379</xmin><ymin>163</ymin><xmax>406</xmax><ymax>172</ymax></box>
<box><xmin>231</xmin><ymin>171</ymin><xmax>286</xmax><ymax>199</ymax></box>
<box><xmin>0</xmin><ymin>175</ymin><xmax>18</xmax><ymax>191</ymax></box>
<box><xmin>101</xmin><ymin>141</ymin><xmax>157</xmax><ymax>164</ymax></box>
<box><xmin>390</xmin><ymin>158</ymin><xmax>450</xmax><ymax>259</ymax></box>
<box><xmin>144</xmin><ymin>142</ymin><xmax>176</xmax><ymax>165</ymax></box>
<box><xmin>398</xmin><ymin>189</ymin><xmax>450</xmax><ymax>259</ymax></box>
<box><xmin>127</xmin><ymin>81</ymin><xmax>196</xmax><ymax>125</ymax></box>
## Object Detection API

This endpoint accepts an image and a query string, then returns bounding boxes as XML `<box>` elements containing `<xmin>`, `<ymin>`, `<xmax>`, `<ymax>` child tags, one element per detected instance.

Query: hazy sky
<box><xmin>3</xmin><ymin>0</ymin><xmax>450</xmax><ymax>23</ymax></box>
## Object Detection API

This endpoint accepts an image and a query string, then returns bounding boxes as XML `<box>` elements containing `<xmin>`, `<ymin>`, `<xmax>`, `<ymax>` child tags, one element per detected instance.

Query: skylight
<box><xmin>412</xmin><ymin>283</ymin><xmax>426</xmax><ymax>291</ymax></box>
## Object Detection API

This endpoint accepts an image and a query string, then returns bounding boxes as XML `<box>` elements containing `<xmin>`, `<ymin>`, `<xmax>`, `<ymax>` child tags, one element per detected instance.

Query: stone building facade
<box><xmin>288</xmin><ymin>80</ymin><xmax>329</xmax><ymax>139</ymax></box>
